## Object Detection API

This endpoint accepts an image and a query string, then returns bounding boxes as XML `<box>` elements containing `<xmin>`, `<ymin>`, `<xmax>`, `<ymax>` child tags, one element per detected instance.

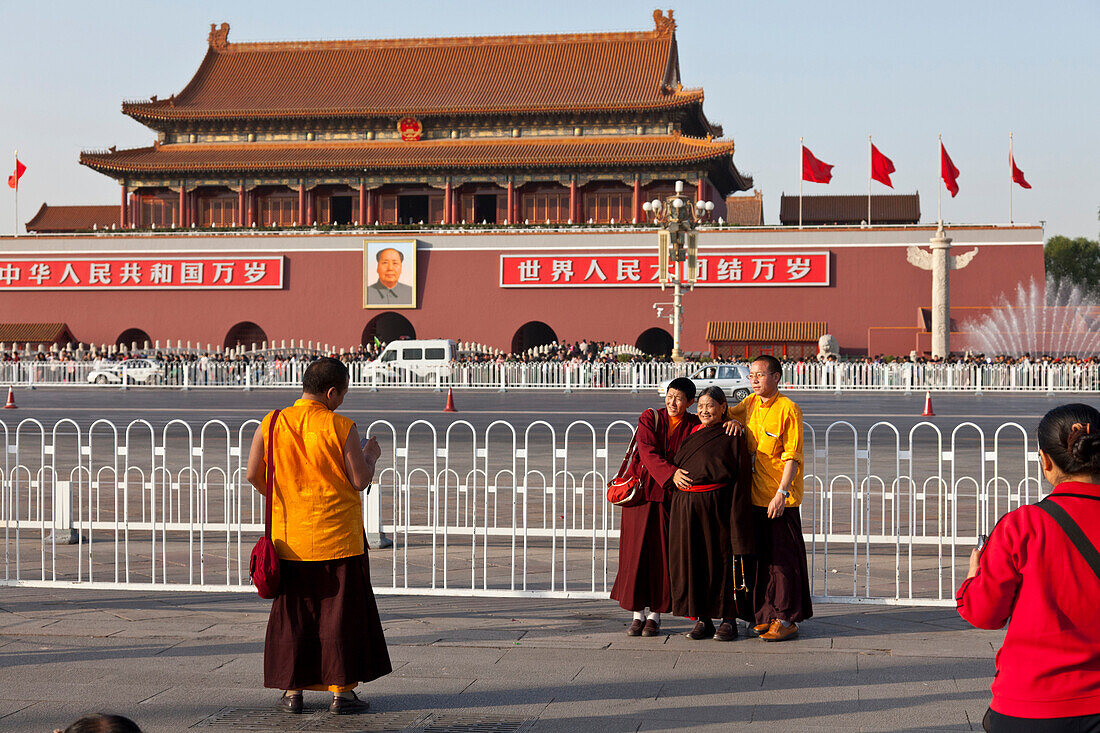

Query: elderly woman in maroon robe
<box><xmin>611</xmin><ymin>377</ymin><xmax>699</xmax><ymax>637</ymax></box>
<box><xmin>669</xmin><ymin>386</ymin><xmax>754</xmax><ymax>642</ymax></box>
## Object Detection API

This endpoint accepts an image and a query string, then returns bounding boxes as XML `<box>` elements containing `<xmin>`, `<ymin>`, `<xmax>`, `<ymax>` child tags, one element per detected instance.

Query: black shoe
<box><xmin>330</xmin><ymin>691</ymin><xmax>371</xmax><ymax>715</ymax></box>
<box><xmin>626</xmin><ymin>618</ymin><xmax>645</xmax><ymax>636</ymax></box>
<box><xmin>278</xmin><ymin>693</ymin><xmax>303</xmax><ymax>714</ymax></box>
<box><xmin>713</xmin><ymin>621</ymin><xmax>737</xmax><ymax>642</ymax></box>
<box><xmin>688</xmin><ymin>619</ymin><xmax>716</xmax><ymax>640</ymax></box>
<box><xmin>641</xmin><ymin>619</ymin><xmax>661</xmax><ymax>637</ymax></box>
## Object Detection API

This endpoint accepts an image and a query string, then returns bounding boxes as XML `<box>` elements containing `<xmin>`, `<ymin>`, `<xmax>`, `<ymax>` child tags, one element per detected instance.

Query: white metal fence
<box><xmin>1</xmin><ymin>416</ymin><xmax>1046</xmax><ymax>605</ymax></box>
<box><xmin>2</xmin><ymin>359</ymin><xmax>1099</xmax><ymax>392</ymax></box>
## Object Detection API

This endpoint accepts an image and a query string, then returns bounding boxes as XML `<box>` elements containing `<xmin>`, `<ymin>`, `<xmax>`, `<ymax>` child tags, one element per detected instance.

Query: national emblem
<box><xmin>398</xmin><ymin>117</ymin><xmax>423</xmax><ymax>142</ymax></box>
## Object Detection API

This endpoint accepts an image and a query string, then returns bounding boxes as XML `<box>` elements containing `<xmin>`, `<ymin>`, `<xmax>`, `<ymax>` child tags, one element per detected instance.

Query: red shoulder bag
<box><xmin>249</xmin><ymin>409</ymin><xmax>281</xmax><ymax>598</ymax></box>
<box><xmin>606</xmin><ymin>408</ymin><xmax>655</xmax><ymax>508</ymax></box>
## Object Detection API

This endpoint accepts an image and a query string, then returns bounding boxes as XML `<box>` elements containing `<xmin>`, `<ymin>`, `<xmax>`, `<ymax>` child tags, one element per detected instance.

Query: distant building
<box><xmin>25</xmin><ymin>204</ymin><xmax>118</xmax><ymax>234</ymax></box>
<box><xmin>75</xmin><ymin>11</ymin><xmax>751</xmax><ymax>231</ymax></box>
<box><xmin>724</xmin><ymin>189</ymin><xmax>764</xmax><ymax>226</ymax></box>
<box><xmin>779</xmin><ymin>194</ymin><xmax>919</xmax><ymax>226</ymax></box>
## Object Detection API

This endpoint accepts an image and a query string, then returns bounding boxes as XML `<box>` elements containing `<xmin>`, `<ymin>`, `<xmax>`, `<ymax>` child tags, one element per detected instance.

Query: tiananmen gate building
<box><xmin>3</xmin><ymin>12</ymin><xmax>1046</xmax><ymax>358</ymax></box>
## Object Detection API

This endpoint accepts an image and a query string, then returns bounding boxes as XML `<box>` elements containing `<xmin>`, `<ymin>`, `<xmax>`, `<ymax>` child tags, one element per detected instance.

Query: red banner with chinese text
<box><xmin>0</xmin><ymin>257</ymin><xmax>284</xmax><ymax>290</ymax></box>
<box><xmin>500</xmin><ymin>252</ymin><xmax>829</xmax><ymax>287</ymax></box>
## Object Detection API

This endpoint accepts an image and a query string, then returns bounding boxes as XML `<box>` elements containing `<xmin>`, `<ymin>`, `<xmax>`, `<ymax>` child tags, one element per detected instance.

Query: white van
<box><xmin>372</xmin><ymin>339</ymin><xmax>456</xmax><ymax>381</ymax></box>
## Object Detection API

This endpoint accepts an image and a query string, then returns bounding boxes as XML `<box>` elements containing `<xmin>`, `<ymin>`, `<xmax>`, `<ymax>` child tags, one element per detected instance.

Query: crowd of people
<box><xmin>3</xmin><ymin>340</ymin><xmax>1099</xmax><ymax>367</ymax></box>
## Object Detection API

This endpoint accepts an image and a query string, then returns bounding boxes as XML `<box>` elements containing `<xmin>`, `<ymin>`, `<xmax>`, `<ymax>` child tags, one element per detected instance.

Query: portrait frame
<box><xmin>363</xmin><ymin>240</ymin><xmax>418</xmax><ymax>309</ymax></box>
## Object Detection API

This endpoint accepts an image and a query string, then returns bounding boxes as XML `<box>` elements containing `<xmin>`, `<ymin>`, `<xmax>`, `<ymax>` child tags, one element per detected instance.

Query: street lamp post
<box><xmin>642</xmin><ymin>180</ymin><xmax>714</xmax><ymax>362</ymax></box>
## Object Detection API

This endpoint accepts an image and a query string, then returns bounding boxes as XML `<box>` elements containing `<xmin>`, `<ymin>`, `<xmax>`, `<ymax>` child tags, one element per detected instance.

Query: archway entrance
<box><xmin>511</xmin><ymin>321</ymin><xmax>557</xmax><ymax>354</ymax></box>
<box><xmin>635</xmin><ymin>327</ymin><xmax>673</xmax><ymax>358</ymax></box>
<box><xmin>116</xmin><ymin>328</ymin><xmax>152</xmax><ymax>350</ymax></box>
<box><xmin>224</xmin><ymin>321</ymin><xmax>267</xmax><ymax>351</ymax></box>
<box><xmin>362</xmin><ymin>312</ymin><xmax>416</xmax><ymax>347</ymax></box>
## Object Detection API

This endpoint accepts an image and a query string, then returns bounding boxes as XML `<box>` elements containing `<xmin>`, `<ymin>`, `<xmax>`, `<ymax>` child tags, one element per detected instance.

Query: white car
<box><xmin>87</xmin><ymin>358</ymin><xmax>164</xmax><ymax>385</ymax></box>
<box><xmin>658</xmin><ymin>364</ymin><xmax>752</xmax><ymax>402</ymax></box>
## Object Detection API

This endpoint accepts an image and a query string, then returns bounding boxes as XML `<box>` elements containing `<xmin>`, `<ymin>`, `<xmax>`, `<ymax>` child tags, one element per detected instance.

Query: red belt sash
<box><xmin>679</xmin><ymin>482</ymin><xmax>723</xmax><ymax>493</ymax></box>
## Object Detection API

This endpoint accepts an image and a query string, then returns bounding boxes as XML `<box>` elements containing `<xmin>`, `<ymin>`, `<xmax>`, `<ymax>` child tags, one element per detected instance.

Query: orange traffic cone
<box><xmin>443</xmin><ymin>387</ymin><xmax>457</xmax><ymax>413</ymax></box>
<box><xmin>3</xmin><ymin>386</ymin><xmax>16</xmax><ymax>409</ymax></box>
<box><xmin>921</xmin><ymin>390</ymin><xmax>935</xmax><ymax>417</ymax></box>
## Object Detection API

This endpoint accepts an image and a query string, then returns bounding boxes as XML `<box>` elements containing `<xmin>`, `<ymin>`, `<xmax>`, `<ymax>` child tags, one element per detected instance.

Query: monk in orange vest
<box><xmin>246</xmin><ymin>357</ymin><xmax>391</xmax><ymax>714</ymax></box>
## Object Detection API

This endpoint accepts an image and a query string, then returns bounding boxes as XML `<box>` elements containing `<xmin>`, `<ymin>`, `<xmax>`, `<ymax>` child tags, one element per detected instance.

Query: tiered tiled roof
<box><xmin>80</xmin><ymin>135</ymin><xmax>737</xmax><ymax>174</ymax></box>
<box><xmin>25</xmin><ymin>204</ymin><xmax>119</xmax><ymax>233</ymax></box>
<box><xmin>123</xmin><ymin>13</ymin><xmax>695</xmax><ymax>123</ymax></box>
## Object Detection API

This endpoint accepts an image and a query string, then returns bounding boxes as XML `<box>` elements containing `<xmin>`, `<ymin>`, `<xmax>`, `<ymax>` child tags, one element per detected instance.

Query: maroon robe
<box><xmin>610</xmin><ymin>408</ymin><xmax>698</xmax><ymax>612</ymax></box>
<box><xmin>668</xmin><ymin>425</ymin><xmax>754</xmax><ymax>620</ymax></box>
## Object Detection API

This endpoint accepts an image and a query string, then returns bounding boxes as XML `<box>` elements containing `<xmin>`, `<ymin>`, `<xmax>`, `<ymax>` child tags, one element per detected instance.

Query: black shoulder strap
<box><xmin>1037</xmin><ymin>498</ymin><xmax>1100</xmax><ymax>583</ymax></box>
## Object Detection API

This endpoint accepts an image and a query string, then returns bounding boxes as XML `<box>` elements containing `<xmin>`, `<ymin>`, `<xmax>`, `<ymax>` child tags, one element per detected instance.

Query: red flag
<box><xmin>940</xmin><ymin>142</ymin><xmax>959</xmax><ymax>197</ymax></box>
<box><xmin>802</xmin><ymin>146</ymin><xmax>833</xmax><ymax>184</ymax></box>
<box><xmin>1010</xmin><ymin>151</ymin><xmax>1031</xmax><ymax>189</ymax></box>
<box><xmin>7</xmin><ymin>159</ymin><xmax>25</xmax><ymax>189</ymax></box>
<box><xmin>870</xmin><ymin>144</ymin><xmax>895</xmax><ymax>188</ymax></box>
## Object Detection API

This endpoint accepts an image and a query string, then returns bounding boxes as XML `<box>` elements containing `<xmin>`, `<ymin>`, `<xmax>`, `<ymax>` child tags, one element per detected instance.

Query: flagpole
<box><xmin>799</xmin><ymin>136</ymin><xmax>803</xmax><ymax>229</ymax></box>
<box><xmin>936</xmin><ymin>135</ymin><xmax>942</xmax><ymax>225</ymax></box>
<box><xmin>12</xmin><ymin>150</ymin><xmax>17</xmax><ymax>237</ymax></box>
<box><xmin>867</xmin><ymin>136</ymin><xmax>872</xmax><ymax>226</ymax></box>
<box><xmin>1009</xmin><ymin>132</ymin><xmax>1014</xmax><ymax>224</ymax></box>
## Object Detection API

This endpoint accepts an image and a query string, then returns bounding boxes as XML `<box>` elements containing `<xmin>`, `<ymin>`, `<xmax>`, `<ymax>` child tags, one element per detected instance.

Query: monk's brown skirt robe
<box><xmin>668</xmin><ymin>425</ymin><xmax>754</xmax><ymax>621</ymax></box>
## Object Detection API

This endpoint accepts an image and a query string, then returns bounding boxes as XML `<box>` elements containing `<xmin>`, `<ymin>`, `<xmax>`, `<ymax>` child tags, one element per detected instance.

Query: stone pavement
<box><xmin>0</xmin><ymin>586</ymin><xmax>1003</xmax><ymax>732</ymax></box>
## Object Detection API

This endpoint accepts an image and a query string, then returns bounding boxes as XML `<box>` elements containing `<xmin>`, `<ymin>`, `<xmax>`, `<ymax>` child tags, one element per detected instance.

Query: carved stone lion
<box><xmin>817</xmin><ymin>334</ymin><xmax>839</xmax><ymax>360</ymax></box>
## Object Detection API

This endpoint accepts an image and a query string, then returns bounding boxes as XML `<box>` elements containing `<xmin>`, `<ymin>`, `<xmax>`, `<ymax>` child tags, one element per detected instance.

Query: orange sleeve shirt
<box><xmin>727</xmin><ymin>392</ymin><xmax>805</xmax><ymax>507</ymax></box>
<box><xmin>261</xmin><ymin>399</ymin><xmax>364</xmax><ymax>561</ymax></box>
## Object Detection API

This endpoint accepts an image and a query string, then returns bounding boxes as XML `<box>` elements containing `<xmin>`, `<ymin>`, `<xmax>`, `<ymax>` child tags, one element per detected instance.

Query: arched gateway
<box><xmin>224</xmin><ymin>321</ymin><xmax>267</xmax><ymax>351</ymax></box>
<box><xmin>362</xmin><ymin>313</ymin><xmax>415</xmax><ymax>346</ymax></box>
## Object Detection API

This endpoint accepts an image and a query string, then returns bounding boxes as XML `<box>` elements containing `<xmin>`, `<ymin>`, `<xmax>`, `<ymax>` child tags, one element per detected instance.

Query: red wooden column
<box><xmin>358</xmin><ymin>184</ymin><xmax>366</xmax><ymax>225</ymax></box>
<box><xmin>443</xmin><ymin>181</ymin><xmax>451</xmax><ymax>225</ymax></box>
<box><xmin>632</xmin><ymin>178</ymin><xmax>641</xmax><ymax>223</ymax></box>
<box><xmin>366</xmin><ymin>189</ymin><xmax>375</xmax><ymax>224</ymax></box>
<box><xmin>506</xmin><ymin>180</ymin><xmax>514</xmax><ymax>224</ymax></box>
<box><xmin>569</xmin><ymin>179</ymin><xmax>577</xmax><ymax>223</ymax></box>
<box><xmin>306</xmin><ymin>189</ymin><xmax>314</xmax><ymax>225</ymax></box>
<box><xmin>697</xmin><ymin>177</ymin><xmax>707</xmax><ymax>204</ymax></box>
<box><xmin>178</xmin><ymin>187</ymin><xmax>186</xmax><ymax>227</ymax></box>
<box><xmin>297</xmin><ymin>186</ymin><xmax>305</xmax><ymax>225</ymax></box>
<box><xmin>237</xmin><ymin>186</ymin><xmax>245</xmax><ymax>227</ymax></box>
<box><xmin>120</xmin><ymin>182</ymin><xmax>128</xmax><ymax>228</ymax></box>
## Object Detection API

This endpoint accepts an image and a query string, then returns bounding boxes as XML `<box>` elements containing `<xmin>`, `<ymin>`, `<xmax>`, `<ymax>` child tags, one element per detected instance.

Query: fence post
<box><xmin>975</xmin><ymin>364</ymin><xmax>982</xmax><ymax>395</ymax></box>
<box><xmin>364</xmin><ymin>483</ymin><xmax>392</xmax><ymax>549</ymax></box>
<box><xmin>564</xmin><ymin>365</ymin><xmax>571</xmax><ymax>394</ymax></box>
<box><xmin>28</xmin><ymin>361</ymin><xmax>36</xmax><ymax>390</ymax></box>
<box><xmin>498</xmin><ymin>365</ymin><xmax>506</xmax><ymax>393</ymax></box>
<box><xmin>244</xmin><ymin>364</ymin><xmax>252</xmax><ymax>392</ymax></box>
<box><xmin>181</xmin><ymin>362</ymin><xmax>190</xmax><ymax>391</ymax></box>
<box><xmin>631</xmin><ymin>365</ymin><xmax>639</xmax><ymax>394</ymax></box>
<box><xmin>119</xmin><ymin>365</ymin><xmax>128</xmax><ymax>391</ymax></box>
<box><xmin>50</xmin><ymin>479</ymin><xmax>80</xmax><ymax>545</ymax></box>
<box><xmin>904</xmin><ymin>363</ymin><xmax>912</xmax><ymax>396</ymax></box>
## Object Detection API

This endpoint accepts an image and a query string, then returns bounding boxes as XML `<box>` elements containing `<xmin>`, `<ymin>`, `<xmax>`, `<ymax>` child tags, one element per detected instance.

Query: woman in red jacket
<box><xmin>957</xmin><ymin>403</ymin><xmax>1100</xmax><ymax>732</ymax></box>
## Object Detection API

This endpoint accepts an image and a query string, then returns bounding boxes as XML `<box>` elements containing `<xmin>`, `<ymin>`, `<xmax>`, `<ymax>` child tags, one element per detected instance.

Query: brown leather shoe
<box><xmin>687</xmin><ymin>619</ymin><xmax>715</xmax><ymax>640</ymax></box>
<box><xmin>641</xmin><ymin>618</ymin><xmax>661</xmax><ymax>637</ymax></box>
<box><xmin>759</xmin><ymin>620</ymin><xmax>798</xmax><ymax>642</ymax></box>
<box><xmin>713</xmin><ymin>621</ymin><xmax>737</xmax><ymax>642</ymax></box>
<box><xmin>752</xmin><ymin>622</ymin><xmax>771</xmax><ymax>635</ymax></box>
<box><xmin>277</xmin><ymin>693</ymin><xmax>302</xmax><ymax>714</ymax></box>
<box><xmin>330</xmin><ymin>691</ymin><xmax>371</xmax><ymax>715</ymax></box>
<box><xmin>626</xmin><ymin>618</ymin><xmax>644</xmax><ymax>636</ymax></box>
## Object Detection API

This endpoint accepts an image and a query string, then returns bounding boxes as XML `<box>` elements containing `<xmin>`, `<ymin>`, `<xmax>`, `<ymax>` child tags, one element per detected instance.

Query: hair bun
<box><xmin>1072</xmin><ymin>431</ymin><xmax>1100</xmax><ymax>465</ymax></box>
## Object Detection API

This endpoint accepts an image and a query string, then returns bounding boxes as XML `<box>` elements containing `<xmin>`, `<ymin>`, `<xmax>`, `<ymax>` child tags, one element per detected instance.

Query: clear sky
<box><xmin>1</xmin><ymin>0</ymin><xmax>1096</xmax><ymax>238</ymax></box>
